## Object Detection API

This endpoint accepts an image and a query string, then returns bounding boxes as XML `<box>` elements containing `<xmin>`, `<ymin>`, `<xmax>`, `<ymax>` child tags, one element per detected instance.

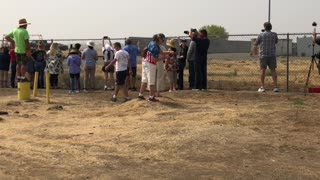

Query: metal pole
<box><xmin>286</xmin><ymin>33</ymin><xmax>289</xmax><ymax>92</ymax></box>
<box><xmin>268</xmin><ymin>0</ymin><xmax>271</xmax><ymax>22</ymax></box>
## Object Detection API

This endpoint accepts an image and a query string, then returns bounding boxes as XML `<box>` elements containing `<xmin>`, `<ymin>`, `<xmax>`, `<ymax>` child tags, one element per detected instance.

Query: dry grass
<box><xmin>0</xmin><ymin>88</ymin><xmax>320</xmax><ymax>179</ymax></box>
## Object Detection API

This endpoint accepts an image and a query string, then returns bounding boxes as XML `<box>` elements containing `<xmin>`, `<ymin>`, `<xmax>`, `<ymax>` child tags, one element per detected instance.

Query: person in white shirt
<box><xmin>105</xmin><ymin>42</ymin><xmax>132</xmax><ymax>102</ymax></box>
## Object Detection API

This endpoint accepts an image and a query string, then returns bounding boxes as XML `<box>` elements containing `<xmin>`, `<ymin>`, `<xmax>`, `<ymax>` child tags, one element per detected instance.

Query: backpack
<box><xmin>103</xmin><ymin>49</ymin><xmax>114</xmax><ymax>61</ymax></box>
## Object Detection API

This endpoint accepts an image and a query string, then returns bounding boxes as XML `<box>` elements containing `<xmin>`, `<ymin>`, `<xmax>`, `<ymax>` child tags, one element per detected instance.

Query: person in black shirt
<box><xmin>190</xmin><ymin>29</ymin><xmax>210</xmax><ymax>90</ymax></box>
<box><xmin>0</xmin><ymin>47</ymin><xmax>11</xmax><ymax>88</ymax></box>
<box><xmin>177</xmin><ymin>39</ymin><xmax>188</xmax><ymax>90</ymax></box>
<box><xmin>32</xmin><ymin>42</ymin><xmax>47</xmax><ymax>88</ymax></box>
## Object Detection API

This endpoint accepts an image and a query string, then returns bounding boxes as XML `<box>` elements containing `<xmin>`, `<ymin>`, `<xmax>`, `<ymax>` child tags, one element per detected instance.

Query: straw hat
<box><xmin>18</xmin><ymin>18</ymin><xmax>31</xmax><ymax>27</ymax></box>
<box><xmin>86</xmin><ymin>41</ymin><xmax>95</xmax><ymax>47</ymax></box>
<box><xmin>166</xmin><ymin>39</ymin><xmax>176</xmax><ymax>48</ymax></box>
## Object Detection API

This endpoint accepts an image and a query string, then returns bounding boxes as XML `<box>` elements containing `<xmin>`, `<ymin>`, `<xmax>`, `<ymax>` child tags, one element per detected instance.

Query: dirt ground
<box><xmin>0</xmin><ymin>88</ymin><xmax>320</xmax><ymax>180</ymax></box>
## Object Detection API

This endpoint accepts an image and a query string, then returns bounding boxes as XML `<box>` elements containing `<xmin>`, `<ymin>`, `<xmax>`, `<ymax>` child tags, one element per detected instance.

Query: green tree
<box><xmin>199</xmin><ymin>25</ymin><xmax>229</xmax><ymax>40</ymax></box>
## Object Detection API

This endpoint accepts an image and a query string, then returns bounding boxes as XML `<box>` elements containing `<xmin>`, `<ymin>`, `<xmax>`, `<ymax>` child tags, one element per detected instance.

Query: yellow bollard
<box><xmin>33</xmin><ymin>72</ymin><xmax>39</xmax><ymax>97</ymax></box>
<box><xmin>46</xmin><ymin>72</ymin><xmax>50</xmax><ymax>104</ymax></box>
<box><xmin>18</xmin><ymin>82</ymin><xmax>31</xmax><ymax>101</ymax></box>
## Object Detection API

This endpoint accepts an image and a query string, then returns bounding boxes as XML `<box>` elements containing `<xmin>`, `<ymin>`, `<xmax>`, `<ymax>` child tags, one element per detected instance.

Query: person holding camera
<box><xmin>188</xmin><ymin>29</ymin><xmax>210</xmax><ymax>90</ymax></box>
<box><xmin>102</xmin><ymin>36</ymin><xmax>115</xmax><ymax>91</ymax></box>
<box><xmin>255</xmin><ymin>22</ymin><xmax>279</xmax><ymax>92</ymax></box>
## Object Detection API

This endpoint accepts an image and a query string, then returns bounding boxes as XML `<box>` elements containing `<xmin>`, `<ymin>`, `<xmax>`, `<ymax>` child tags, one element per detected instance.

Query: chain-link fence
<box><xmin>2</xmin><ymin>33</ymin><xmax>320</xmax><ymax>92</ymax></box>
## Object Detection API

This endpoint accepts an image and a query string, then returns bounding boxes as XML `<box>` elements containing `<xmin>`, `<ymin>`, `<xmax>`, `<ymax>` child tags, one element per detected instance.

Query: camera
<box><xmin>103</xmin><ymin>36</ymin><xmax>109</xmax><ymax>39</ymax></box>
<box><xmin>183</xmin><ymin>28</ymin><xmax>197</xmax><ymax>35</ymax></box>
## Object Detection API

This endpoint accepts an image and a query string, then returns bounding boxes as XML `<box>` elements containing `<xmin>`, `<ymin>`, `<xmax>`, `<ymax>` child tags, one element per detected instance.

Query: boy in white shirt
<box><xmin>105</xmin><ymin>42</ymin><xmax>131</xmax><ymax>102</ymax></box>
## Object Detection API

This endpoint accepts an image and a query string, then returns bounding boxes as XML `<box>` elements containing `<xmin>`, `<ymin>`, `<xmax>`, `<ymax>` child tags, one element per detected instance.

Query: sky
<box><xmin>1</xmin><ymin>0</ymin><xmax>320</xmax><ymax>39</ymax></box>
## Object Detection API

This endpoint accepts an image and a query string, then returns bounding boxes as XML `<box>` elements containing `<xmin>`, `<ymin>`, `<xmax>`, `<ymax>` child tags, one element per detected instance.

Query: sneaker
<box><xmin>148</xmin><ymin>97</ymin><xmax>159</xmax><ymax>102</ymax></box>
<box><xmin>83</xmin><ymin>89</ymin><xmax>88</xmax><ymax>93</ymax></box>
<box><xmin>124</xmin><ymin>97</ymin><xmax>131</xmax><ymax>102</ymax></box>
<box><xmin>69</xmin><ymin>90</ymin><xmax>74</xmax><ymax>94</ymax></box>
<box><xmin>138</xmin><ymin>95</ymin><xmax>146</xmax><ymax>100</ymax></box>
<box><xmin>104</xmin><ymin>85</ymin><xmax>108</xmax><ymax>91</ymax></box>
<box><xmin>273</xmin><ymin>87</ymin><xmax>279</xmax><ymax>92</ymax></box>
<box><xmin>258</xmin><ymin>87</ymin><xmax>266</xmax><ymax>92</ymax></box>
<box><xmin>75</xmin><ymin>90</ymin><xmax>80</xmax><ymax>93</ymax></box>
<box><xmin>192</xmin><ymin>89</ymin><xmax>201</xmax><ymax>91</ymax></box>
<box><xmin>111</xmin><ymin>97</ymin><xmax>117</xmax><ymax>102</ymax></box>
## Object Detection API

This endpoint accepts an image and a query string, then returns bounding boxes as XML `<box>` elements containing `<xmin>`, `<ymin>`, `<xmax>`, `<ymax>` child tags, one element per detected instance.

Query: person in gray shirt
<box><xmin>186</xmin><ymin>31</ymin><xmax>197</xmax><ymax>89</ymax></box>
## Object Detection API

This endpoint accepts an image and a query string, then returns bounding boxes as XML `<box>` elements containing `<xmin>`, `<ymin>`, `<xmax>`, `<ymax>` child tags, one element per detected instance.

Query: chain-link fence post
<box><xmin>287</xmin><ymin>33</ymin><xmax>290</xmax><ymax>92</ymax></box>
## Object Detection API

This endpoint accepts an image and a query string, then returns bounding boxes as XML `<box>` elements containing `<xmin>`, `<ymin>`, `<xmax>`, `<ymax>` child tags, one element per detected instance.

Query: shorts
<box><xmin>260</xmin><ymin>56</ymin><xmax>277</xmax><ymax>70</ymax></box>
<box><xmin>141</xmin><ymin>62</ymin><xmax>157</xmax><ymax>86</ymax></box>
<box><xmin>127</xmin><ymin>67</ymin><xmax>137</xmax><ymax>77</ymax></box>
<box><xmin>102</xmin><ymin>62</ymin><xmax>114</xmax><ymax>73</ymax></box>
<box><xmin>70</xmin><ymin>73</ymin><xmax>80</xmax><ymax>79</ymax></box>
<box><xmin>16</xmin><ymin>53</ymin><xmax>28</xmax><ymax>66</ymax></box>
<box><xmin>116</xmin><ymin>70</ymin><xmax>127</xmax><ymax>86</ymax></box>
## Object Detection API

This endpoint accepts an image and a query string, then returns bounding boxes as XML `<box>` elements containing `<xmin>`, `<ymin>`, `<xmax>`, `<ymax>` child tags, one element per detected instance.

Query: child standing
<box><xmin>165</xmin><ymin>39</ymin><xmax>177</xmax><ymax>92</ymax></box>
<box><xmin>0</xmin><ymin>47</ymin><xmax>11</xmax><ymax>88</ymax></box>
<box><xmin>46</xmin><ymin>43</ymin><xmax>64</xmax><ymax>89</ymax></box>
<box><xmin>102</xmin><ymin>37</ymin><xmax>115</xmax><ymax>91</ymax></box>
<box><xmin>32</xmin><ymin>42</ymin><xmax>47</xmax><ymax>88</ymax></box>
<box><xmin>67</xmin><ymin>48</ymin><xmax>81</xmax><ymax>93</ymax></box>
<box><xmin>105</xmin><ymin>42</ymin><xmax>131</xmax><ymax>102</ymax></box>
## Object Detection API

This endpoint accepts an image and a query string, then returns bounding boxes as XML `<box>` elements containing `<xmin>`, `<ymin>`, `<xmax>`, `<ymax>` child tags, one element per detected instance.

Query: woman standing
<box><xmin>46</xmin><ymin>43</ymin><xmax>64</xmax><ymax>89</ymax></box>
<box><xmin>82</xmin><ymin>41</ymin><xmax>98</xmax><ymax>92</ymax></box>
<box><xmin>0</xmin><ymin>47</ymin><xmax>10</xmax><ymax>88</ymax></box>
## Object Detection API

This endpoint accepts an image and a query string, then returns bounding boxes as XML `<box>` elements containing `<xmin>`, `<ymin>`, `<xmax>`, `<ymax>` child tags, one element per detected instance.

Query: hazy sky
<box><xmin>1</xmin><ymin>0</ymin><xmax>320</xmax><ymax>39</ymax></box>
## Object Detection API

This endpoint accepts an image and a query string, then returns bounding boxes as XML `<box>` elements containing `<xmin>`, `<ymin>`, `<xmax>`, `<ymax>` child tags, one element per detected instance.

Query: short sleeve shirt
<box><xmin>256</xmin><ymin>31</ymin><xmax>278</xmax><ymax>57</ymax></box>
<box><xmin>82</xmin><ymin>48</ymin><xmax>97</xmax><ymax>67</ymax></box>
<box><xmin>114</xmin><ymin>50</ymin><xmax>129</xmax><ymax>72</ymax></box>
<box><xmin>8</xmin><ymin>28</ymin><xmax>30</xmax><ymax>54</ymax></box>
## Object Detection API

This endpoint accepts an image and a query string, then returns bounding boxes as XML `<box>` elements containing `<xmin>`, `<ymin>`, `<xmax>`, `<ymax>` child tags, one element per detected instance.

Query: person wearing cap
<box><xmin>46</xmin><ymin>43</ymin><xmax>64</xmax><ymax>89</ymax></box>
<box><xmin>102</xmin><ymin>37</ymin><xmax>115</xmax><ymax>91</ymax></box>
<box><xmin>32</xmin><ymin>42</ymin><xmax>47</xmax><ymax>88</ymax></box>
<box><xmin>177</xmin><ymin>38</ymin><xmax>188</xmax><ymax>90</ymax></box>
<box><xmin>5</xmin><ymin>18</ymin><xmax>31</xmax><ymax>81</ymax></box>
<box><xmin>82</xmin><ymin>41</ymin><xmax>98</xmax><ymax>92</ymax></box>
<box><xmin>255</xmin><ymin>22</ymin><xmax>279</xmax><ymax>93</ymax></box>
<box><xmin>67</xmin><ymin>48</ymin><xmax>82</xmax><ymax>93</ymax></box>
<box><xmin>165</xmin><ymin>39</ymin><xmax>178</xmax><ymax>92</ymax></box>
<box><xmin>124</xmin><ymin>38</ymin><xmax>140</xmax><ymax>91</ymax></box>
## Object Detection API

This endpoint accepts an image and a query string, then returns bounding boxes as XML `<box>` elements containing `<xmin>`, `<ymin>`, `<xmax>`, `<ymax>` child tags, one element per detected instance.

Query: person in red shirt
<box><xmin>9</xmin><ymin>46</ymin><xmax>17</xmax><ymax>88</ymax></box>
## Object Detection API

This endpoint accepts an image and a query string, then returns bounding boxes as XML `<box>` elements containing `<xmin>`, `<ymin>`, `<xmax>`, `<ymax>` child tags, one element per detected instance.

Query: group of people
<box><xmin>1</xmin><ymin>18</ymin><xmax>279</xmax><ymax>101</ymax></box>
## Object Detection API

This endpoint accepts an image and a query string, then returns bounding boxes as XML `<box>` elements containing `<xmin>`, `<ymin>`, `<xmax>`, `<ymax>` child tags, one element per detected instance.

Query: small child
<box><xmin>105</xmin><ymin>42</ymin><xmax>131</xmax><ymax>102</ymax></box>
<box><xmin>26</xmin><ymin>54</ymin><xmax>35</xmax><ymax>88</ymax></box>
<box><xmin>67</xmin><ymin>48</ymin><xmax>81</xmax><ymax>93</ymax></box>
<box><xmin>165</xmin><ymin>39</ymin><xmax>177</xmax><ymax>92</ymax></box>
<box><xmin>0</xmin><ymin>47</ymin><xmax>10</xmax><ymax>88</ymax></box>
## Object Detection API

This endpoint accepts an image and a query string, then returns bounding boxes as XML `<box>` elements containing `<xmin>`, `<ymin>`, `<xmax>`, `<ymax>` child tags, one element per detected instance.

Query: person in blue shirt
<box><xmin>123</xmin><ymin>39</ymin><xmax>140</xmax><ymax>91</ymax></box>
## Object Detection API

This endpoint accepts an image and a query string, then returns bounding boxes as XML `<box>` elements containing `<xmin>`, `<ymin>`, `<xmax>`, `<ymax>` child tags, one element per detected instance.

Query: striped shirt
<box><xmin>256</xmin><ymin>31</ymin><xmax>278</xmax><ymax>57</ymax></box>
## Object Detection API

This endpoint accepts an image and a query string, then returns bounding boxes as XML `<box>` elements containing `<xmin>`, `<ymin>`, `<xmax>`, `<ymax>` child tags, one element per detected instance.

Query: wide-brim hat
<box><xmin>18</xmin><ymin>18</ymin><xmax>31</xmax><ymax>26</ymax></box>
<box><xmin>86</xmin><ymin>41</ymin><xmax>95</xmax><ymax>47</ymax></box>
<box><xmin>166</xmin><ymin>39</ymin><xmax>176</xmax><ymax>48</ymax></box>
<box><xmin>69</xmin><ymin>48</ymin><xmax>79</xmax><ymax>54</ymax></box>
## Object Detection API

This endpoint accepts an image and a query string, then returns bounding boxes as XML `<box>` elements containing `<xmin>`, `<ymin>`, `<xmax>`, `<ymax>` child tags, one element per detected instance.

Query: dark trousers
<box><xmin>10</xmin><ymin>62</ymin><xmax>17</xmax><ymax>88</ymax></box>
<box><xmin>195</xmin><ymin>61</ymin><xmax>207</xmax><ymax>90</ymax></box>
<box><xmin>188</xmin><ymin>61</ymin><xmax>195</xmax><ymax>89</ymax></box>
<box><xmin>34</xmin><ymin>61</ymin><xmax>46</xmax><ymax>88</ymax></box>
<box><xmin>50</xmin><ymin>74</ymin><xmax>59</xmax><ymax>87</ymax></box>
<box><xmin>177</xmin><ymin>61</ymin><xmax>185</xmax><ymax>90</ymax></box>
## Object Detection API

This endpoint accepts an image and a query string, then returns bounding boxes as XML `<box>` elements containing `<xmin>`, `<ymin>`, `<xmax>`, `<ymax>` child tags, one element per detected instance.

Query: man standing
<box><xmin>190</xmin><ymin>29</ymin><xmax>210</xmax><ymax>90</ymax></box>
<box><xmin>5</xmin><ymin>18</ymin><xmax>31</xmax><ymax>81</ymax></box>
<box><xmin>186</xmin><ymin>32</ymin><xmax>197</xmax><ymax>89</ymax></box>
<box><xmin>177</xmin><ymin>39</ymin><xmax>188</xmax><ymax>90</ymax></box>
<box><xmin>255</xmin><ymin>22</ymin><xmax>278</xmax><ymax>92</ymax></box>
<box><xmin>124</xmin><ymin>38</ymin><xmax>140</xmax><ymax>91</ymax></box>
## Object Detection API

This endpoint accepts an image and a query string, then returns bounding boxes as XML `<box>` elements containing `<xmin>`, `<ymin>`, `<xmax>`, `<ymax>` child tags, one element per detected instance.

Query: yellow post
<box><xmin>46</xmin><ymin>72</ymin><xmax>50</xmax><ymax>104</ymax></box>
<box><xmin>33</xmin><ymin>72</ymin><xmax>39</xmax><ymax>97</ymax></box>
<box><xmin>17</xmin><ymin>82</ymin><xmax>31</xmax><ymax>101</ymax></box>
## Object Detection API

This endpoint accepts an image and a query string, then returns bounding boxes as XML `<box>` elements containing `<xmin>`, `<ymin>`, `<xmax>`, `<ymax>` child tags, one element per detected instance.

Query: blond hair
<box><xmin>48</xmin><ymin>43</ymin><xmax>59</xmax><ymax>56</ymax></box>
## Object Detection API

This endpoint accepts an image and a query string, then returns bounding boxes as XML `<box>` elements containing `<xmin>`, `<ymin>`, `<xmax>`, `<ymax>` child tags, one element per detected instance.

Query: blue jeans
<box><xmin>34</xmin><ymin>61</ymin><xmax>46</xmax><ymax>88</ymax></box>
